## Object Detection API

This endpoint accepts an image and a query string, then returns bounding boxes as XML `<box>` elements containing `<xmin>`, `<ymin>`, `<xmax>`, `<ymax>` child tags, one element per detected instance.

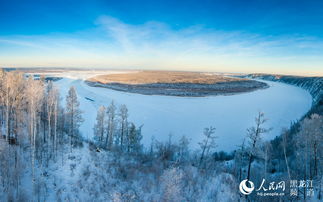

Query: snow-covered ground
<box><xmin>54</xmin><ymin>72</ymin><xmax>312</xmax><ymax>152</ymax></box>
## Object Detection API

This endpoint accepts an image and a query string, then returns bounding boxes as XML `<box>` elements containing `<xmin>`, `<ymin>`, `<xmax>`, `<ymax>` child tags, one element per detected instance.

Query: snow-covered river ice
<box><xmin>54</xmin><ymin>74</ymin><xmax>312</xmax><ymax>152</ymax></box>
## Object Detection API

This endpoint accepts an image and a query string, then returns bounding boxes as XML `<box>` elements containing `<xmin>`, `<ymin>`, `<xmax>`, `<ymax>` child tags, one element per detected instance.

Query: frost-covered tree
<box><xmin>199</xmin><ymin>126</ymin><xmax>217</xmax><ymax>166</ymax></box>
<box><xmin>295</xmin><ymin>114</ymin><xmax>323</xmax><ymax>181</ymax></box>
<box><xmin>0</xmin><ymin>69</ymin><xmax>5</xmax><ymax>134</ymax></box>
<box><xmin>178</xmin><ymin>136</ymin><xmax>190</xmax><ymax>162</ymax></box>
<box><xmin>26</xmin><ymin>77</ymin><xmax>44</xmax><ymax>143</ymax></box>
<box><xmin>65</xmin><ymin>86</ymin><xmax>83</xmax><ymax>147</ymax></box>
<box><xmin>126</xmin><ymin>123</ymin><xmax>142</xmax><ymax>153</ymax></box>
<box><xmin>45</xmin><ymin>82</ymin><xmax>60</xmax><ymax>158</ymax></box>
<box><xmin>281</xmin><ymin>128</ymin><xmax>291</xmax><ymax>180</ymax></box>
<box><xmin>160</xmin><ymin>167</ymin><xmax>184</xmax><ymax>202</ymax></box>
<box><xmin>26</xmin><ymin>79</ymin><xmax>44</xmax><ymax>134</ymax></box>
<box><xmin>105</xmin><ymin>101</ymin><xmax>116</xmax><ymax>149</ymax></box>
<box><xmin>25</xmin><ymin>78</ymin><xmax>44</xmax><ymax>192</ymax></box>
<box><xmin>234</xmin><ymin>138</ymin><xmax>248</xmax><ymax>182</ymax></box>
<box><xmin>246</xmin><ymin>112</ymin><xmax>271</xmax><ymax>181</ymax></box>
<box><xmin>0</xmin><ymin>71</ymin><xmax>52</xmax><ymax>200</ymax></box>
<box><xmin>118</xmin><ymin>104</ymin><xmax>128</xmax><ymax>150</ymax></box>
<box><xmin>1</xmin><ymin>72</ymin><xmax>26</xmax><ymax>141</ymax></box>
<box><xmin>94</xmin><ymin>106</ymin><xmax>106</xmax><ymax>144</ymax></box>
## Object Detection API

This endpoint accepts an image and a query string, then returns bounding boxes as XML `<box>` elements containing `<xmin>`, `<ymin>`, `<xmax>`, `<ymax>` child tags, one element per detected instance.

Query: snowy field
<box><xmin>54</xmin><ymin>72</ymin><xmax>312</xmax><ymax>152</ymax></box>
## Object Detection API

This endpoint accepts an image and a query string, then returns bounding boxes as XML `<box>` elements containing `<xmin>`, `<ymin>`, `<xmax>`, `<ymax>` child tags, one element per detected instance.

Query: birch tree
<box><xmin>118</xmin><ymin>104</ymin><xmax>128</xmax><ymax>150</ymax></box>
<box><xmin>105</xmin><ymin>101</ymin><xmax>116</xmax><ymax>150</ymax></box>
<box><xmin>94</xmin><ymin>106</ymin><xmax>106</xmax><ymax>144</ymax></box>
<box><xmin>46</xmin><ymin>82</ymin><xmax>59</xmax><ymax>158</ymax></box>
<box><xmin>3</xmin><ymin>72</ymin><xmax>26</xmax><ymax>142</ymax></box>
<box><xmin>25</xmin><ymin>77</ymin><xmax>44</xmax><ymax>200</ymax></box>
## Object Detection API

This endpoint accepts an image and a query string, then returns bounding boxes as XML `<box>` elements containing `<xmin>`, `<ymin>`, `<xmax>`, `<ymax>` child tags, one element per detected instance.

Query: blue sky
<box><xmin>0</xmin><ymin>0</ymin><xmax>322</xmax><ymax>75</ymax></box>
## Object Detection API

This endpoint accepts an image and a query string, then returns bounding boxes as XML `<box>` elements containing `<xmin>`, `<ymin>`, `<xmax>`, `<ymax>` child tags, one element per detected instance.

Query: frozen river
<box><xmin>55</xmin><ymin>75</ymin><xmax>312</xmax><ymax>152</ymax></box>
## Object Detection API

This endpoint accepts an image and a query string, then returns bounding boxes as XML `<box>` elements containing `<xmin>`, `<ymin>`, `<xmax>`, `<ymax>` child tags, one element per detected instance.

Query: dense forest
<box><xmin>0</xmin><ymin>69</ymin><xmax>322</xmax><ymax>201</ymax></box>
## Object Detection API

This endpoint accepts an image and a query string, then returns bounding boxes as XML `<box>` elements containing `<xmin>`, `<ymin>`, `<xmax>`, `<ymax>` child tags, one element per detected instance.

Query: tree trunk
<box><xmin>283</xmin><ymin>132</ymin><xmax>291</xmax><ymax>180</ymax></box>
<box><xmin>54</xmin><ymin>102</ymin><xmax>57</xmax><ymax>159</ymax></box>
<box><xmin>199</xmin><ymin>138</ymin><xmax>209</xmax><ymax>167</ymax></box>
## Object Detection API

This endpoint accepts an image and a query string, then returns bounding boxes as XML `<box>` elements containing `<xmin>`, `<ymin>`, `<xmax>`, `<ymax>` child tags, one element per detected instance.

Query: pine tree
<box><xmin>127</xmin><ymin>123</ymin><xmax>142</xmax><ymax>153</ymax></box>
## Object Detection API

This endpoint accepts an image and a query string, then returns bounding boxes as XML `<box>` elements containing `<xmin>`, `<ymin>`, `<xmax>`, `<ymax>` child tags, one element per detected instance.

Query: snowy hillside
<box><xmin>0</xmin><ymin>70</ymin><xmax>321</xmax><ymax>201</ymax></box>
<box><xmin>245</xmin><ymin>74</ymin><xmax>322</xmax><ymax>104</ymax></box>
